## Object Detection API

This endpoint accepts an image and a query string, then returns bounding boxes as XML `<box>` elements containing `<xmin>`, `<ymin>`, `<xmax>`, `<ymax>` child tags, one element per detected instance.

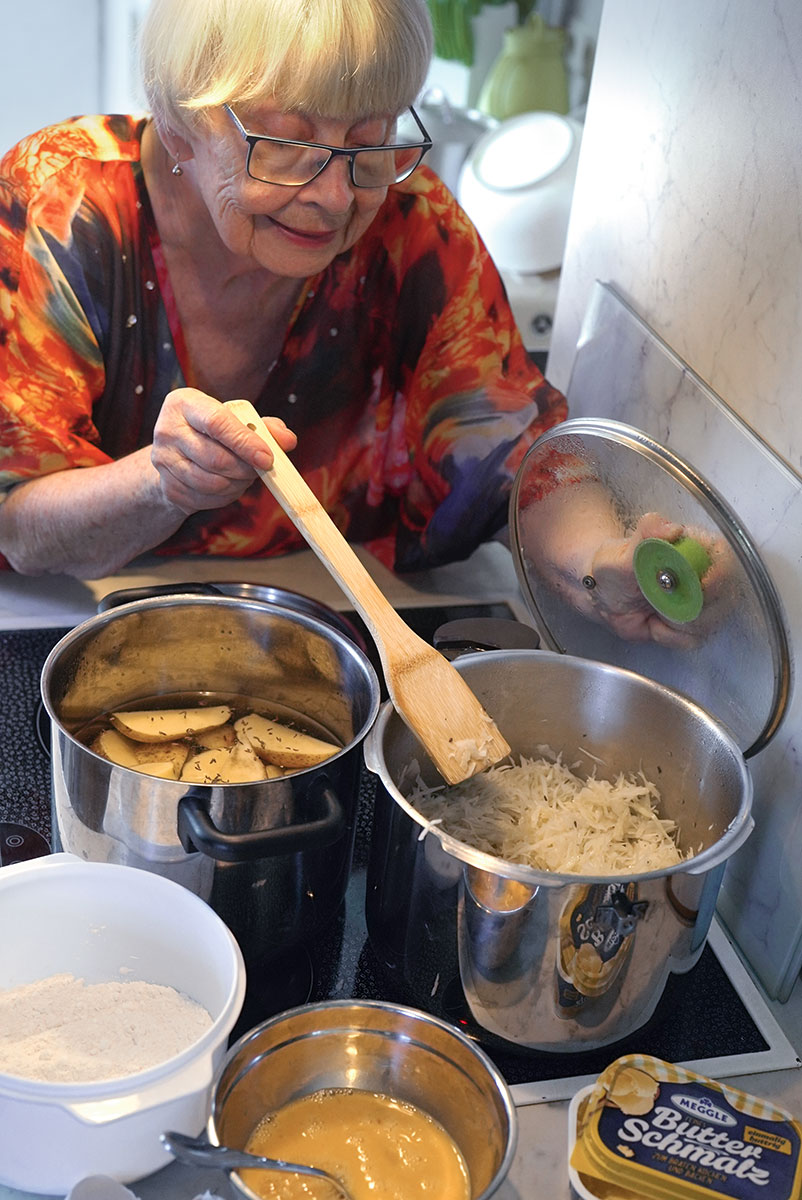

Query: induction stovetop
<box><xmin>0</xmin><ymin>607</ymin><xmax>798</xmax><ymax>1105</ymax></box>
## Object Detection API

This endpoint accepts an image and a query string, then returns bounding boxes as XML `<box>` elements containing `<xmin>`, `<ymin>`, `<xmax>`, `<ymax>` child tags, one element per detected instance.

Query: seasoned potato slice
<box><xmin>91</xmin><ymin>728</ymin><xmax>141</xmax><ymax>769</ymax></box>
<box><xmin>91</xmin><ymin>728</ymin><xmax>188</xmax><ymax>778</ymax></box>
<box><xmin>180</xmin><ymin>742</ymin><xmax>268</xmax><ymax>784</ymax></box>
<box><xmin>110</xmin><ymin>705</ymin><xmax>233</xmax><ymax>743</ymax></box>
<box><xmin>133</xmin><ymin>741</ymin><xmax>189</xmax><ymax>778</ymax></box>
<box><xmin>235</xmin><ymin>713</ymin><xmax>339</xmax><ymax>769</ymax></box>
<box><xmin>136</xmin><ymin>759</ymin><xmax>186</xmax><ymax>780</ymax></box>
<box><xmin>192</xmin><ymin>723</ymin><xmax>237</xmax><ymax>751</ymax></box>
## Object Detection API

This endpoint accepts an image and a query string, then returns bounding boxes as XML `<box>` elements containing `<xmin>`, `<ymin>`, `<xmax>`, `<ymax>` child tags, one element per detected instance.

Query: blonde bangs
<box><xmin>142</xmin><ymin>0</ymin><xmax>433</xmax><ymax>130</ymax></box>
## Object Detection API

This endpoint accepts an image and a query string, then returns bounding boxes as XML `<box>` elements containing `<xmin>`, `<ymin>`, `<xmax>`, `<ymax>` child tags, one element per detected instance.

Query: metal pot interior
<box><xmin>43</xmin><ymin>595</ymin><xmax>375</xmax><ymax>746</ymax></box>
<box><xmin>211</xmin><ymin>1000</ymin><xmax>517</xmax><ymax>1200</ymax></box>
<box><xmin>367</xmin><ymin>647</ymin><xmax>752</xmax><ymax>879</ymax></box>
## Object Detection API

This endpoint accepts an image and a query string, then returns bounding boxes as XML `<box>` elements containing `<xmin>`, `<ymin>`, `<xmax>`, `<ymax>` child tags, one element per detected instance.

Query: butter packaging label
<box><xmin>571</xmin><ymin>1054</ymin><xmax>802</xmax><ymax>1199</ymax></box>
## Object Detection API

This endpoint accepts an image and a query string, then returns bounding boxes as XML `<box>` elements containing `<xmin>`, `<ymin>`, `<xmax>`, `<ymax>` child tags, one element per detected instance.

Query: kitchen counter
<box><xmin>2</xmin><ymin>543</ymin><xmax>802</xmax><ymax>1200</ymax></box>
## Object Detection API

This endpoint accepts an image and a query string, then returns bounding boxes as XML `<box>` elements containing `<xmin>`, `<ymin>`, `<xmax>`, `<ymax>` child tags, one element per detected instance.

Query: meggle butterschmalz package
<box><xmin>571</xmin><ymin>1054</ymin><xmax>802</xmax><ymax>1200</ymax></box>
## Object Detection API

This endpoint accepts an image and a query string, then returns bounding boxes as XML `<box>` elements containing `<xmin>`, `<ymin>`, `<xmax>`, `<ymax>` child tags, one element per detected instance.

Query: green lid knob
<box><xmin>633</xmin><ymin>537</ymin><xmax>712</xmax><ymax>623</ymax></box>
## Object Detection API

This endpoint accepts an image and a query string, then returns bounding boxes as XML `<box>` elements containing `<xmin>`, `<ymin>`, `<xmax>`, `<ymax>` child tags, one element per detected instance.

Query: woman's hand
<box><xmin>583</xmin><ymin>512</ymin><xmax>725</xmax><ymax>648</ymax></box>
<box><xmin>151</xmin><ymin>388</ymin><xmax>297</xmax><ymax>515</ymax></box>
<box><xmin>0</xmin><ymin>389</ymin><xmax>298</xmax><ymax>578</ymax></box>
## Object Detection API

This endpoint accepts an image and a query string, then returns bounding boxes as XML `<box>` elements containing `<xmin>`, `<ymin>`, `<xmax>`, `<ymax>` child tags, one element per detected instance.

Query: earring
<box><xmin>171</xmin><ymin>159</ymin><xmax>183</xmax><ymax>177</ymax></box>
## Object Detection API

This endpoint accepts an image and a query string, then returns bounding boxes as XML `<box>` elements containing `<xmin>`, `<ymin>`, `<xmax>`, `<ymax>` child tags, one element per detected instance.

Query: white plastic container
<box><xmin>0</xmin><ymin>854</ymin><xmax>246</xmax><ymax>1194</ymax></box>
<box><xmin>567</xmin><ymin>1086</ymin><xmax>598</xmax><ymax>1199</ymax></box>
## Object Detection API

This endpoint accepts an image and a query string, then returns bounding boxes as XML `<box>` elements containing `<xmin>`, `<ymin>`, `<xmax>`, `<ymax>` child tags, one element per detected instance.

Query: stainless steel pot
<box><xmin>42</xmin><ymin>595</ymin><xmax>380</xmax><ymax>974</ymax></box>
<box><xmin>95</xmin><ymin>580</ymin><xmax>368</xmax><ymax>653</ymax></box>
<box><xmin>363</xmin><ymin>649</ymin><xmax>753</xmax><ymax>1052</ymax></box>
<box><xmin>208</xmin><ymin>999</ymin><xmax>517</xmax><ymax>1200</ymax></box>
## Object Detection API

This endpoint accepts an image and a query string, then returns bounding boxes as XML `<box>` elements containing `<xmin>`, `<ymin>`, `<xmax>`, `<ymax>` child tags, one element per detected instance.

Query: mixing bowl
<box><xmin>205</xmin><ymin>999</ymin><xmax>518</xmax><ymax>1200</ymax></box>
<box><xmin>0</xmin><ymin>853</ymin><xmax>246</xmax><ymax>1194</ymax></box>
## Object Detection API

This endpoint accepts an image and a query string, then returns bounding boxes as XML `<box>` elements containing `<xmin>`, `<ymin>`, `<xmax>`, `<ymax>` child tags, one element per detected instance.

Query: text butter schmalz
<box><xmin>571</xmin><ymin>1054</ymin><xmax>802</xmax><ymax>1199</ymax></box>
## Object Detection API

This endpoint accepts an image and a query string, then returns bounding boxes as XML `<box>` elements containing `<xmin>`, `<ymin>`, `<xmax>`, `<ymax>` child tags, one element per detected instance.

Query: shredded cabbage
<box><xmin>408</xmin><ymin>752</ymin><xmax>686</xmax><ymax>875</ymax></box>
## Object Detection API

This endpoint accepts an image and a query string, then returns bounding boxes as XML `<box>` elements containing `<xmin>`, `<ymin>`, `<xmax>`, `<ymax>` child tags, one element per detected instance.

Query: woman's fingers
<box><xmin>199</xmin><ymin>399</ymin><xmax>297</xmax><ymax>470</ymax></box>
<box><xmin>151</xmin><ymin>389</ymin><xmax>297</xmax><ymax>513</ymax></box>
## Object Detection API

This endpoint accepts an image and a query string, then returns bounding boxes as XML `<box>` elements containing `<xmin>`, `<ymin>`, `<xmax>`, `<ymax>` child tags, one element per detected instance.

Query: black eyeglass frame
<box><xmin>223</xmin><ymin>103</ymin><xmax>432</xmax><ymax>188</ymax></box>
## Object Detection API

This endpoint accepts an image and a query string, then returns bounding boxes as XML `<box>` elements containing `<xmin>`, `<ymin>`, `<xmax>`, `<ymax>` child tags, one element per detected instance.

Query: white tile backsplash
<box><xmin>546</xmin><ymin>0</ymin><xmax>802</xmax><ymax>1001</ymax></box>
<box><xmin>566</xmin><ymin>283</ymin><xmax>802</xmax><ymax>1002</ymax></box>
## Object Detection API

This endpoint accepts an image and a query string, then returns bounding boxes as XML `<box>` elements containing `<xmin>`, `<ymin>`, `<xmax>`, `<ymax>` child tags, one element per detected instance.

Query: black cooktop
<box><xmin>0</xmin><ymin>613</ymin><xmax>771</xmax><ymax>1089</ymax></box>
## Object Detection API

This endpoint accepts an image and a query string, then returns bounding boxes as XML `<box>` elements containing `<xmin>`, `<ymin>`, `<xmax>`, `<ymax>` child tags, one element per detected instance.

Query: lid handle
<box><xmin>633</xmin><ymin>537</ymin><xmax>712</xmax><ymax>623</ymax></box>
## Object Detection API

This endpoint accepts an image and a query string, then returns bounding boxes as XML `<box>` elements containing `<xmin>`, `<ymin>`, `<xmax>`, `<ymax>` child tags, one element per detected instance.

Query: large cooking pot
<box><xmin>41</xmin><ymin>594</ymin><xmax>380</xmax><ymax>976</ymax></box>
<box><xmin>363</xmin><ymin>649</ymin><xmax>753</xmax><ymax>1053</ymax></box>
<box><xmin>363</xmin><ymin>419</ymin><xmax>789</xmax><ymax>1053</ymax></box>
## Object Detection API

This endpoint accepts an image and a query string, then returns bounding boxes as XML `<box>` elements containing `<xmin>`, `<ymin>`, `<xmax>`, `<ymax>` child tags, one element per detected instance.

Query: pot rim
<box><xmin>363</xmin><ymin>648</ymin><xmax>754</xmax><ymax>887</ymax></box>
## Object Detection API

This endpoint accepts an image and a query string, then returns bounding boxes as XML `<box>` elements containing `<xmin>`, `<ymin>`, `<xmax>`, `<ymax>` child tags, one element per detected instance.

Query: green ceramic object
<box><xmin>477</xmin><ymin>13</ymin><xmax>569</xmax><ymax>118</ymax></box>
<box><xmin>428</xmin><ymin>0</ymin><xmax>537</xmax><ymax>67</ymax></box>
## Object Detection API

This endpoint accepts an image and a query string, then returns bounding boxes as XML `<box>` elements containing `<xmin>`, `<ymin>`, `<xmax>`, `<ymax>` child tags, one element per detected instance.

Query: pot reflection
<box><xmin>461</xmin><ymin>868</ymin><xmax>539</xmax><ymax>978</ymax></box>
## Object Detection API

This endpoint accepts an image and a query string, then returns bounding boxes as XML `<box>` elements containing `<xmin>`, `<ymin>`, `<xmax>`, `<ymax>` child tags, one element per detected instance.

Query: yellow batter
<box><xmin>241</xmin><ymin>1086</ymin><xmax>471</xmax><ymax>1199</ymax></box>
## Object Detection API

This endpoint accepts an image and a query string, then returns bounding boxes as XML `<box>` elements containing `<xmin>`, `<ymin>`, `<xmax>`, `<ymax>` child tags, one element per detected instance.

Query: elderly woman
<box><xmin>0</xmin><ymin>0</ymin><xmax>566</xmax><ymax>581</ymax></box>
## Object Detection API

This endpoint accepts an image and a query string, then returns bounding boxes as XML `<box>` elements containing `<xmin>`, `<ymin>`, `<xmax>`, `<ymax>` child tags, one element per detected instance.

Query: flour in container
<box><xmin>0</xmin><ymin>973</ymin><xmax>212</xmax><ymax>1082</ymax></box>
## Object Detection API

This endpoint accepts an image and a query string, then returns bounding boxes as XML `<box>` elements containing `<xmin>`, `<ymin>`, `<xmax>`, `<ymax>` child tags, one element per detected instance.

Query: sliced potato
<box><xmin>192</xmin><ymin>723</ymin><xmax>237</xmax><ymax>751</ymax></box>
<box><xmin>91</xmin><ymin>728</ymin><xmax>141</xmax><ymax>769</ymax></box>
<box><xmin>110</xmin><ymin>705</ymin><xmax>233</xmax><ymax>743</ymax></box>
<box><xmin>91</xmin><ymin>728</ymin><xmax>188</xmax><ymax>779</ymax></box>
<box><xmin>136</xmin><ymin>759</ymin><xmax>185</xmax><ymax>780</ymax></box>
<box><xmin>133</xmin><ymin>740</ymin><xmax>189</xmax><ymax>778</ymax></box>
<box><xmin>235</xmin><ymin>713</ymin><xmax>339</xmax><ymax>769</ymax></box>
<box><xmin>179</xmin><ymin>742</ymin><xmax>268</xmax><ymax>784</ymax></box>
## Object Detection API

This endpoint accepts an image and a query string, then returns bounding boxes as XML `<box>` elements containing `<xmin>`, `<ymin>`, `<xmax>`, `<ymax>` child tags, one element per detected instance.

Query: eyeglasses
<box><xmin>224</xmin><ymin>104</ymin><xmax>432</xmax><ymax>189</ymax></box>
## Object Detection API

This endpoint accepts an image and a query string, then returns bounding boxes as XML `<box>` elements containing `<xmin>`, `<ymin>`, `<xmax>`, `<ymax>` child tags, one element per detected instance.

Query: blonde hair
<box><xmin>140</xmin><ymin>0</ymin><xmax>434</xmax><ymax>133</ymax></box>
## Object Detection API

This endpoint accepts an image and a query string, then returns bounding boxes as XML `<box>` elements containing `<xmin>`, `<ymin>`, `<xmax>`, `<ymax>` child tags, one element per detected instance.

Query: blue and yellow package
<box><xmin>570</xmin><ymin>1054</ymin><xmax>802</xmax><ymax>1199</ymax></box>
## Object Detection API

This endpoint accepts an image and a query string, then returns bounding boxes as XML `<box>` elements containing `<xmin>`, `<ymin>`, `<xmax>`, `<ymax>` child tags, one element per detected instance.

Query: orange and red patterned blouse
<box><xmin>0</xmin><ymin>114</ymin><xmax>567</xmax><ymax>572</ymax></box>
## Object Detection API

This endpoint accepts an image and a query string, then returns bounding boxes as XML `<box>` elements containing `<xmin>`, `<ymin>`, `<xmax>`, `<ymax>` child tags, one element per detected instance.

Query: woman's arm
<box><xmin>0</xmin><ymin>389</ymin><xmax>296</xmax><ymax>578</ymax></box>
<box><xmin>0</xmin><ymin>448</ymin><xmax>182</xmax><ymax>578</ymax></box>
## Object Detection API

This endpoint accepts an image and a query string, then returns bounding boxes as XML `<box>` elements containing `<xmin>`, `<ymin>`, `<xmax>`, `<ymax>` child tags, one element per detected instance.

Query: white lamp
<box><xmin>457</xmin><ymin>111</ymin><xmax>583</xmax><ymax>275</ymax></box>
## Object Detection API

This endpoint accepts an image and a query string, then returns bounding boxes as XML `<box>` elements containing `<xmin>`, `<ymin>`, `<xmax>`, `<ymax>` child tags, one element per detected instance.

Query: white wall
<box><xmin>548</xmin><ymin>0</ymin><xmax>802</xmax><ymax>472</ymax></box>
<box><xmin>0</xmin><ymin>0</ymin><xmax>102</xmax><ymax>155</ymax></box>
<box><xmin>547</xmin><ymin>0</ymin><xmax>802</xmax><ymax>1000</ymax></box>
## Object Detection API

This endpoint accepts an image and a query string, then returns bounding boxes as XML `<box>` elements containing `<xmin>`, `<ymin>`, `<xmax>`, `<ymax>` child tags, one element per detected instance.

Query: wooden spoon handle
<box><xmin>225</xmin><ymin>399</ymin><xmax>511</xmax><ymax>784</ymax></box>
<box><xmin>225</xmin><ymin>399</ymin><xmax>406</xmax><ymax>654</ymax></box>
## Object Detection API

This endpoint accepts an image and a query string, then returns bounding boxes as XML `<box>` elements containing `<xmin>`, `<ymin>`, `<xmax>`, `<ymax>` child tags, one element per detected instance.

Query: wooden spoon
<box><xmin>225</xmin><ymin>399</ymin><xmax>510</xmax><ymax>784</ymax></box>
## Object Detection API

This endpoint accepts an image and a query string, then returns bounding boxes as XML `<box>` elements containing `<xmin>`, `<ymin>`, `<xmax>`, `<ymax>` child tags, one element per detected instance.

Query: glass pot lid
<box><xmin>509</xmin><ymin>418</ymin><xmax>790</xmax><ymax>757</ymax></box>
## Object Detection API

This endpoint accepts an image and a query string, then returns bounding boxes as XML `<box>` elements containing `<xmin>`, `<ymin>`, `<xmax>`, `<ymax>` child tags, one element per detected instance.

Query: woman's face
<box><xmin>183</xmin><ymin>103</ymin><xmax>394</xmax><ymax>277</ymax></box>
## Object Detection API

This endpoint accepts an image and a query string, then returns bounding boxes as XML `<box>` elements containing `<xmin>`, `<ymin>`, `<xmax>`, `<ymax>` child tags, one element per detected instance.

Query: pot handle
<box><xmin>97</xmin><ymin>581</ymin><xmax>225</xmax><ymax>612</ymax></box>
<box><xmin>176</xmin><ymin>780</ymin><xmax>346</xmax><ymax>862</ymax></box>
<box><xmin>433</xmin><ymin>617</ymin><xmax>540</xmax><ymax>659</ymax></box>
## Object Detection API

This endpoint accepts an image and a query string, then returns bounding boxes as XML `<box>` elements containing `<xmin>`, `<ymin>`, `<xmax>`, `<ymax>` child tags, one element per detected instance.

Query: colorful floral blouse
<box><xmin>0</xmin><ymin>114</ymin><xmax>567</xmax><ymax>572</ymax></box>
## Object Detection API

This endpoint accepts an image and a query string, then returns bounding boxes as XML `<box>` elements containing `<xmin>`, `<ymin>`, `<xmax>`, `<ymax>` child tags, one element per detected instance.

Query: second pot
<box><xmin>42</xmin><ymin>594</ymin><xmax>380</xmax><ymax>976</ymax></box>
<box><xmin>363</xmin><ymin>648</ymin><xmax>753</xmax><ymax>1052</ymax></box>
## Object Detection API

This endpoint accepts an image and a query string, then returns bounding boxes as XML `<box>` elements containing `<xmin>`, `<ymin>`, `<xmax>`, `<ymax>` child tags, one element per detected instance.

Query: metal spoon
<box><xmin>161</xmin><ymin>1130</ymin><xmax>354</xmax><ymax>1199</ymax></box>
